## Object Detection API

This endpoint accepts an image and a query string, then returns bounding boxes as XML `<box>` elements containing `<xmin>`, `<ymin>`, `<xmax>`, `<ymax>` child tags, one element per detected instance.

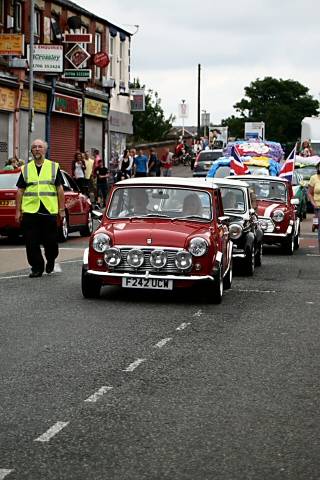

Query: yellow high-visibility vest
<box><xmin>21</xmin><ymin>159</ymin><xmax>60</xmax><ymax>214</ymax></box>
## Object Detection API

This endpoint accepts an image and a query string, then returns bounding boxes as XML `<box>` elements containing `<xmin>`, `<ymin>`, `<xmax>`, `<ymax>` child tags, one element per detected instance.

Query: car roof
<box><xmin>116</xmin><ymin>176</ymin><xmax>219</xmax><ymax>189</ymax></box>
<box><xmin>199</xmin><ymin>149</ymin><xmax>223</xmax><ymax>154</ymax></box>
<box><xmin>205</xmin><ymin>177</ymin><xmax>250</xmax><ymax>188</ymax></box>
<box><xmin>227</xmin><ymin>174</ymin><xmax>289</xmax><ymax>183</ymax></box>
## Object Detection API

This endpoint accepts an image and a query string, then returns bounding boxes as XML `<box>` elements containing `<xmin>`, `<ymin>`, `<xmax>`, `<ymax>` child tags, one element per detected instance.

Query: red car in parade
<box><xmin>82</xmin><ymin>177</ymin><xmax>233</xmax><ymax>303</ymax></box>
<box><xmin>232</xmin><ymin>175</ymin><xmax>300</xmax><ymax>254</ymax></box>
<box><xmin>0</xmin><ymin>169</ymin><xmax>93</xmax><ymax>241</ymax></box>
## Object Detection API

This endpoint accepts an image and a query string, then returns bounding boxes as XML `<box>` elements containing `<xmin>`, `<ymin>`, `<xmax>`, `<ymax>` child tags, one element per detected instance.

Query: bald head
<box><xmin>31</xmin><ymin>139</ymin><xmax>48</xmax><ymax>163</ymax></box>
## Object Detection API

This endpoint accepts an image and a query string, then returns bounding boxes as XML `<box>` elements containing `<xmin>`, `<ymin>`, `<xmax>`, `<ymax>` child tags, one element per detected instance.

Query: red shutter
<box><xmin>50</xmin><ymin>114</ymin><xmax>80</xmax><ymax>175</ymax></box>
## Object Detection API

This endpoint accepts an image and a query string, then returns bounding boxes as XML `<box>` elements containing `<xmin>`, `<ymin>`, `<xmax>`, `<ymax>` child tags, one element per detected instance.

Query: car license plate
<box><xmin>0</xmin><ymin>200</ymin><xmax>15</xmax><ymax>206</ymax></box>
<box><xmin>122</xmin><ymin>277</ymin><xmax>173</xmax><ymax>290</ymax></box>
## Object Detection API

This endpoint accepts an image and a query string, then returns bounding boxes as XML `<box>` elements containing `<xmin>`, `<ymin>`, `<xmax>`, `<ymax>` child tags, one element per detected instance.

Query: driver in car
<box><xmin>182</xmin><ymin>193</ymin><xmax>203</xmax><ymax>216</ymax></box>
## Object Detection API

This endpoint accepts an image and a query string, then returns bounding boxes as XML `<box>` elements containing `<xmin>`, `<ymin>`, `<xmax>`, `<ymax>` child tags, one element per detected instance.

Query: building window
<box><xmin>119</xmin><ymin>40</ymin><xmax>124</xmax><ymax>82</ymax></box>
<box><xmin>34</xmin><ymin>9</ymin><xmax>41</xmax><ymax>43</ymax></box>
<box><xmin>109</xmin><ymin>34</ymin><xmax>114</xmax><ymax>78</ymax></box>
<box><xmin>50</xmin><ymin>13</ymin><xmax>61</xmax><ymax>42</ymax></box>
<box><xmin>95</xmin><ymin>32</ymin><xmax>101</xmax><ymax>80</ymax></box>
<box><xmin>14</xmin><ymin>2</ymin><xmax>22</xmax><ymax>31</ymax></box>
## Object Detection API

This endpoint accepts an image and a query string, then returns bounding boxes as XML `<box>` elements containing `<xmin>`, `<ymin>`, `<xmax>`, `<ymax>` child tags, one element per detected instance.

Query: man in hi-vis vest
<box><xmin>15</xmin><ymin>139</ymin><xmax>65</xmax><ymax>278</ymax></box>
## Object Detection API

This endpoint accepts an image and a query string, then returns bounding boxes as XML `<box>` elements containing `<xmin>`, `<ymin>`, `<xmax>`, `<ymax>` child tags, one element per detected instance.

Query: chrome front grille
<box><xmin>110</xmin><ymin>247</ymin><xmax>186</xmax><ymax>274</ymax></box>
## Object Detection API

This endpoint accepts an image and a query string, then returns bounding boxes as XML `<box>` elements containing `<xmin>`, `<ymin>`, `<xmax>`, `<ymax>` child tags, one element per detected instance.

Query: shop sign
<box><xmin>93</xmin><ymin>52</ymin><xmax>110</xmax><ymax>68</ymax></box>
<box><xmin>65</xmin><ymin>44</ymin><xmax>90</xmax><ymax>69</ymax></box>
<box><xmin>20</xmin><ymin>90</ymin><xmax>47</xmax><ymax>113</ymax></box>
<box><xmin>53</xmin><ymin>93</ymin><xmax>82</xmax><ymax>117</ymax></box>
<box><xmin>63</xmin><ymin>33</ymin><xmax>92</xmax><ymax>43</ymax></box>
<box><xmin>130</xmin><ymin>89</ymin><xmax>145</xmax><ymax>112</ymax></box>
<box><xmin>27</xmin><ymin>44</ymin><xmax>63</xmax><ymax>73</ymax></box>
<box><xmin>0</xmin><ymin>34</ymin><xmax>24</xmax><ymax>56</ymax></box>
<box><xmin>62</xmin><ymin>69</ymin><xmax>92</xmax><ymax>81</ymax></box>
<box><xmin>84</xmin><ymin>98</ymin><xmax>108</xmax><ymax>118</ymax></box>
<box><xmin>0</xmin><ymin>87</ymin><xmax>15</xmax><ymax>111</ymax></box>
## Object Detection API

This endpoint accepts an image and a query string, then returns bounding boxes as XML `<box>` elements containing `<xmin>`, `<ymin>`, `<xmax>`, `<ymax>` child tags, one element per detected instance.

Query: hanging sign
<box><xmin>65</xmin><ymin>44</ymin><xmax>90</xmax><ymax>69</ymax></box>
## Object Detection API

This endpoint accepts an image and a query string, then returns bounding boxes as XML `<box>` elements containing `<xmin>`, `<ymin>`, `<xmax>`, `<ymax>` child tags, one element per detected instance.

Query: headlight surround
<box><xmin>272</xmin><ymin>209</ymin><xmax>285</xmax><ymax>223</ymax></box>
<box><xmin>259</xmin><ymin>220</ymin><xmax>268</xmax><ymax>231</ymax></box>
<box><xmin>175</xmin><ymin>251</ymin><xmax>193</xmax><ymax>271</ymax></box>
<box><xmin>149</xmin><ymin>249</ymin><xmax>167</xmax><ymax>269</ymax></box>
<box><xmin>104</xmin><ymin>247</ymin><xmax>121</xmax><ymax>267</ymax></box>
<box><xmin>188</xmin><ymin>237</ymin><xmax>208</xmax><ymax>257</ymax></box>
<box><xmin>127</xmin><ymin>249</ymin><xmax>144</xmax><ymax>268</ymax></box>
<box><xmin>92</xmin><ymin>233</ymin><xmax>111</xmax><ymax>253</ymax></box>
<box><xmin>229</xmin><ymin>223</ymin><xmax>243</xmax><ymax>240</ymax></box>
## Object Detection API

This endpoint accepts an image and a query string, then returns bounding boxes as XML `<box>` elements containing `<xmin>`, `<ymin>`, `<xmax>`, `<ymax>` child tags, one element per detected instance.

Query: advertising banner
<box><xmin>53</xmin><ymin>94</ymin><xmax>82</xmax><ymax>116</ymax></box>
<box><xmin>130</xmin><ymin>89</ymin><xmax>145</xmax><ymax>112</ymax></box>
<box><xmin>0</xmin><ymin>34</ymin><xmax>24</xmax><ymax>56</ymax></box>
<box><xmin>84</xmin><ymin>98</ymin><xmax>108</xmax><ymax>118</ymax></box>
<box><xmin>0</xmin><ymin>87</ymin><xmax>16</xmax><ymax>111</ymax></box>
<box><xmin>27</xmin><ymin>44</ymin><xmax>63</xmax><ymax>72</ymax></box>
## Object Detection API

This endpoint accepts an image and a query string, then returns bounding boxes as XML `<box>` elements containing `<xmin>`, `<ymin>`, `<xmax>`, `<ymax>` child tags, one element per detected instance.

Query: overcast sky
<box><xmin>76</xmin><ymin>0</ymin><xmax>320</xmax><ymax>126</ymax></box>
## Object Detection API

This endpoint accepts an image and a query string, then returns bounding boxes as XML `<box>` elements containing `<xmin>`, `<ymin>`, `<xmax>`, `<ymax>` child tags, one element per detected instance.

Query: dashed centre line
<box><xmin>154</xmin><ymin>337</ymin><xmax>172</xmax><ymax>348</ymax></box>
<box><xmin>34</xmin><ymin>421</ymin><xmax>69</xmax><ymax>443</ymax></box>
<box><xmin>0</xmin><ymin>470</ymin><xmax>13</xmax><ymax>479</ymax></box>
<box><xmin>124</xmin><ymin>358</ymin><xmax>147</xmax><ymax>372</ymax></box>
<box><xmin>84</xmin><ymin>386</ymin><xmax>113</xmax><ymax>403</ymax></box>
<box><xmin>193</xmin><ymin>310</ymin><xmax>203</xmax><ymax>317</ymax></box>
<box><xmin>176</xmin><ymin>322</ymin><xmax>191</xmax><ymax>331</ymax></box>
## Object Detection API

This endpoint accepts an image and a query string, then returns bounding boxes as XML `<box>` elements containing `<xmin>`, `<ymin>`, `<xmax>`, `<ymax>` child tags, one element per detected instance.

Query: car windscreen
<box><xmin>244</xmin><ymin>179</ymin><xmax>287</xmax><ymax>202</ymax></box>
<box><xmin>198</xmin><ymin>152</ymin><xmax>222</xmax><ymax>162</ymax></box>
<box><xmin>220</xmin><ymin>187</ymin><xmax>246</xmax><ymax>213</ymax></box>
<box><xmin>0</xmin><ymin>173</ymin><xmax>20</xmax><ymax>190</ymax></box>
<box><xmin>107</xmin><ymin>186</ymin><xmax>212</xmax><ymax>220</ymax></box>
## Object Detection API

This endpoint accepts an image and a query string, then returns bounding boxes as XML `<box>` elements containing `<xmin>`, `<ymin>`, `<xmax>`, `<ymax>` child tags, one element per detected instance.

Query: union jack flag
<box><xmin>230</xmin><ymin>146</ymin><xmax>251</xmax><ymax>175</ymax></box>
<box><xmin>279</xmin><ymin>145</ymin><xmax>296</xmax><ymax>182</ymax></box>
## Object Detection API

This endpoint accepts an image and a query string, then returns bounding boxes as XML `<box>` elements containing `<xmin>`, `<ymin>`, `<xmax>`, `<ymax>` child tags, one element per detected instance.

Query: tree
<box><xmin>221</xmin><ymin>115</ymin><xmax>244</xmax><ymax>140</ymax></box>
<box><xmin>130</xmin><ymin>78</ymin><xmax>175</xmax><ymax>143</ymax></box>
<box><xmin>222</xmin><ymin>77</ymin><xmax>319</xmax><ymax>143</ymax></box>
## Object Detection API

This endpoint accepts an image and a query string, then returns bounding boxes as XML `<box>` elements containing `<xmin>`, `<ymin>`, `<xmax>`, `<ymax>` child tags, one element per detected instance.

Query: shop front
<box><xmin>50</xmin><ymin>93</ymin><xmax>82</xmax><ymax>174</ymax></box>
<box><xmin>108</xmin><ymin>110</ymin><xmax>133</xmax><ymax>167</ymax></box>
<box><xmin>19</xmin><ymin>90</ymin><xmax>48</xmax><ymax>161</ymax></box>
<box><xmin>83</xmin><ymin>97</ymin><xmax>108</xmax><ymax>158</ymax></box>
<box><xmin>0</xmin><ymin>86</ymin><xmax>15</xmax><ymax>167</ymax></box>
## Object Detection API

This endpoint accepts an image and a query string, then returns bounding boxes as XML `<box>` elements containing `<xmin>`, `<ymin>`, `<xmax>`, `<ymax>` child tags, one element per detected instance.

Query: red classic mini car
<box><xmin>0</xmin><ymin>169</ymin><xmax>93</xmax><ymax>241</ymax></box>
<box><xmin>232</xmin><ymin>175</ymin><xmax>300</xmax><ymax>255</ymax></box>
<box><xmin>82</xmin><ymin>177</ymin><xmax>233</xmax><ymax>302</ymax></box>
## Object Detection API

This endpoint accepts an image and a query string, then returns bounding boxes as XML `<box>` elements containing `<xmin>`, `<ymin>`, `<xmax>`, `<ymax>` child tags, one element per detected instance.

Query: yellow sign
<box><xmin>0</xmin><ymin>34</ymin><xmax>24</xmax><ymax>56</ymax></box>
<box><xmin>0</xmin><ymin>87</ymin><xmax>16</xmax><ymax>111</ymax></box>
<box><xmin>84</xmin><ymin>98</ymin><xmax>108</xmax><ymax>118</ymax></box>
<box><xmin>21</xmin><ymin>90</ymin><xmax>47</xmax><ymax>113</ymax></box>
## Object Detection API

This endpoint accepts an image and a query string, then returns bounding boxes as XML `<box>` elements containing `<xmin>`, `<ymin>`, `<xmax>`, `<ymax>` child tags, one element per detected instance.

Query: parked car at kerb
<box><xmin>230</xmin><ymin>175</ymin><xmax>300</xmax><ymax>255</ymax></box>
<box><xmin>82</xmin><ymin>177</ymin><xmax>233</xmax><ymax>303</ymax></box>
<box><xmin>209</xmin><ymin>178</ymin><xmax>264</xmax><ymax>275</ymax></box>
<box><xmin>0</xmin><ymin>169</ymin><xmax>93</xmax><ymax>241</ymax></box>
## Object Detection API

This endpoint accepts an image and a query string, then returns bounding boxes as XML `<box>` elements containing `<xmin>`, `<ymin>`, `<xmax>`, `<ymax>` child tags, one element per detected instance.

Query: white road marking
<box><xmin>234</xmin><ymin>289</ymin><xmax>276</xmax><ymax>294</ymax></box>
<box><xmin>154</xmin><ymin>337</ymin><xmax>172</xmax><ymax>348</ymax></box>
<box><xmin>60</xmin><ymin>259</ymin><xmax>82</xmax><ymax>264</ymax></box>
<box><xmin>0</xmin><ymin>274</ymin><xmax>29</xmax><ymax>280</ymax></box>
<box><xmin>84</xmin><ymin>386</ymin><xmax>113</xmax><ymax>403</ymax></box>
<box><xmin>306</xmin><ymin>301</ymin><xmax>314</xmax><ymax>304</ymax></box>
<box><xmin>34</xmin><ymin>421</ymin><xmax>69</xmax><ymax>443</ymax></box>
<box><xmin>176</xmin><ymin>322</ymin><xmax>191</xmax><ymax>331</ymax></box>
<box><xmin>124</xmin><ymin>358</ymin><xmax>147</xmax><ymax>372</ymax></box>
<box><xmin>0</xmin><ymin>470</ymin><xmax>13</xmax><ymax>479</ymax></box>
<box><xmin>193</xmin><ymin>310</ymin><xmax>203</xmax><ymax>317</ymax></box>
<box><xmin>307</xmin><ymin>253</ymin><xmax>320</xmax><ymax>256</ymax></box>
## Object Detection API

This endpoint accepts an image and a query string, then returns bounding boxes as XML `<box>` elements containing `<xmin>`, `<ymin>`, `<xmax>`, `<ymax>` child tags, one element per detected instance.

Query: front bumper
<box><xmin>87</xmin><ymin>269</ymin><xmax>215</xmax><ymax>282</ymax></box>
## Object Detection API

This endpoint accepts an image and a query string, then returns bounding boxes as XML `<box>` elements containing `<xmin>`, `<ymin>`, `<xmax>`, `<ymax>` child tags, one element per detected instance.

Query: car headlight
<box><xmin>104</xmin><ymin>248</ymin><xmax>121</xmax><ymax>267</ymax></box>
<box><xmin>175</xmin><ymin>251</ymin><xmax>192</xmax><ymax>271</ymax></box>
<box><xmin>272</xmin><ymin>209</ymin><xmax>285</xmax><ymax>223</ymax></box>
<box><xmin>92</xmin><ymin>233</ymin><xmax>111</xmax><ymax>253</ymax></box>
<box><xmin>188</xmin><ymin>237</ymin><xmax>208</xmax><ymax>257</ymax></box>
<box><xmin>229</xmin><ymin>223</ymin><xmax>242</xmax><ymax>240</ymax></box>
<box><xmin>149</xmin><ymin>250</ymin><xmax>167</xmax><ymax>269</ymax></box>
<box><xmin>127</xmin><ymin>249</ymin><xmax>144</xmax><ymax>268</ymax></box>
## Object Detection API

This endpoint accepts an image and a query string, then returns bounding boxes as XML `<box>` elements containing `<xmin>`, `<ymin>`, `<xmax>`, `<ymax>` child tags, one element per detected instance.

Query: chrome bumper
<box><xmin>86</xmin><ymin>269</ymin><xmax>215</xmax><ymax>282</ymax></box>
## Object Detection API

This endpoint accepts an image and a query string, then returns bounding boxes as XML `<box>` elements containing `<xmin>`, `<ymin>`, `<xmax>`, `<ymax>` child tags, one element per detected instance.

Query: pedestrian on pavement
<box><xmin>83</xmin><ymin>150</ymin><xmax>94</xmax><ymax>199</ymax></box>
<box><xmin>308</xmin><ymin>161</ymin><xmax>320</xmax><ymax>253</ymax></box>
<box><xmin>72</xmin><ymin>152</ymin><xmax>86</xmax><ymax>194</ymax></box>
<box><xmin>161</xmin><ymin>148</ymin><xmax>173</xmax><ymax>177</ymax></box>
<box><xmin>133</xmin><ymin>148</ymin><xmax>148</xmax><ymax>177</ymax></box>
<box><xmin>117</xmin><ymin>148</ymin><xmax>133</xmax><ymax>181</ymax></box>
<box><xmin>95</xmin><ymin>159</ymin><xmax>110</xmax><ymax>208</ymax></box>
<box><xmin>15</xmin><ymin>138</ymin><xmax>65</xmax><ymax>278</ymax></box>
<box><xmin>148</xmin><ymin>148</ymin><xmax>160</xmax><ymax>177</ymax></box>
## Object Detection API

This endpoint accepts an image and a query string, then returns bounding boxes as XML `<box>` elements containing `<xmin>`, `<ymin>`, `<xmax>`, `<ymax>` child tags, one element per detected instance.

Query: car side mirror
<box><xmin>291</xmin><ymin>198</ymin><xmax>299</xmax><ymax>205</ymax></box>
<box><xmin>92</xmin><ymin>210</ymin><xmax>103</xmax><ymax>223</ymax></box>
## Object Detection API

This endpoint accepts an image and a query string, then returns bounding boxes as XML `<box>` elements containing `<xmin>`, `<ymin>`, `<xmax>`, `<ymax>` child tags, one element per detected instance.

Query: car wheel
<box><xmin>244</xmin><ymin>246</ymin><xmax>255</xmax><ymax>276</ymax></box>
<box><xmin>223</xmin><ymin>258</ymin><xmax>233</xmax><ymax>290</ymax></box>
<box><xmin>81</xmin><ymin>266</ymin><xmax>101</xmax><ymax>298</ymax></box>
<box><xmin>255</xmin><ymin>243</ymin><xmax>263</xmax><ymax>267</ymax></box>
<box><xmin>58</xmin><ymin>214</ymin><xmax>69</xmax><ymax>242</ymax></box>
<box><xmin>210</xmin><ymin>266</ymin><xmax>224</xmax><ymax>304</ymax></box>
<box><xmin>282</xmin><ymin>233</ymin><xmax>294</xmax><ymax>255</ymax></box>
<box><xmin>80</xmin><ymin>211</ymin><xmax>94</xmax><ymax>237</ymax></box>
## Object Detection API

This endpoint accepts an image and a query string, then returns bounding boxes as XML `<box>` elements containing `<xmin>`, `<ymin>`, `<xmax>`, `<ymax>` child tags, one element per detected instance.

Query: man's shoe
<box><xmin>45</xmin><ymin>261</ymin><xmax>55</xmax><ymax>274</ymax></box>
<box><xmin>29</xmin><ymin>271</ymin><xmax>43</xmax><ymax>278</ymax></box>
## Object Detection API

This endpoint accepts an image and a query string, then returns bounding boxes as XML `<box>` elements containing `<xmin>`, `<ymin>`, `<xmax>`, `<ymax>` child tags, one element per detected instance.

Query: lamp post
<box><xmin>27</xmin><ymin>0</ymin><xmax>35</xmax><ymax>160</ymax></box>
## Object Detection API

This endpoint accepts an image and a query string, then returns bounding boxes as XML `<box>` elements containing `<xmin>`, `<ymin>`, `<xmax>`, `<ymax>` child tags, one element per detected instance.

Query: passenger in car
<box><xmin>182</xmin><ymin>193</ymin><xmax>202</xmax><ymax>216</ymax></box>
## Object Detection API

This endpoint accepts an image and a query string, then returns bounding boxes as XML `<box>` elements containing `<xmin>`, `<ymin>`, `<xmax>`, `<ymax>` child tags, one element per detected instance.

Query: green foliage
<box><xmin>222</xmin><ymin>77</ymin><xmax>319</xmax><ymax>143</ymax></box>
<box><xmin>221</xmin><ymin>115</ymin><xmax>244</xmax><ymax>139</ymax></box>
<box><xmin>130</xmin><ymin>78</ymin><xmax>175</xmax><ymax>143</ymax></box>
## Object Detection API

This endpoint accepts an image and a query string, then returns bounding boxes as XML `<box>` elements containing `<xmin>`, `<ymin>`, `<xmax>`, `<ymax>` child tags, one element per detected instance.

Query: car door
<box><xmin>61</xmin><ymin>171</ymin><xmax>84</xmax><ymax>227</ymax></box>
